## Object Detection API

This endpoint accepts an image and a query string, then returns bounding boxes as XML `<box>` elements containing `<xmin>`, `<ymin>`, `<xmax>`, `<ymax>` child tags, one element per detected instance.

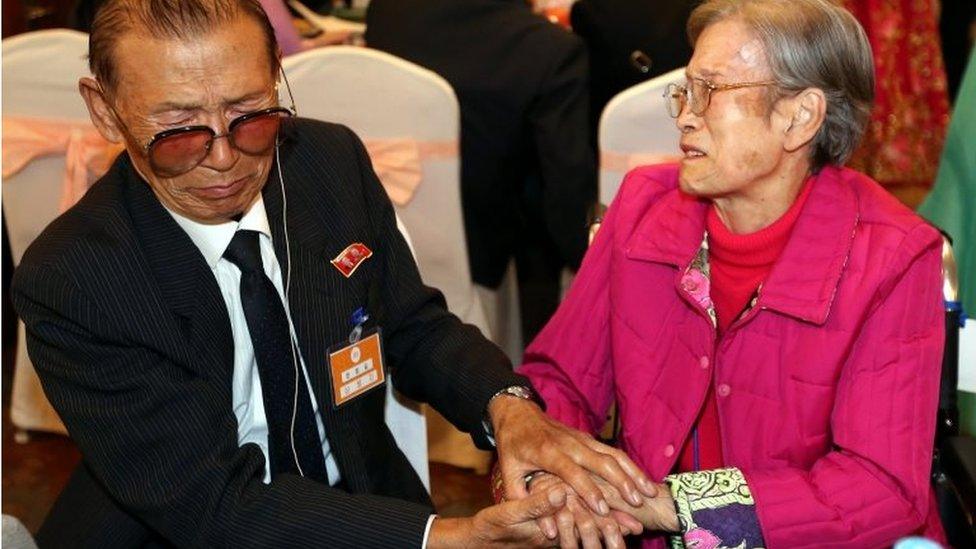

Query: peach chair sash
<box><xmin>1</xmin><ymin>118</ymin><xmax>457</xmax><ymax>211</ymax></box>
<box><xmin>600</xmin><ymin>150</ymin><xmax>681</xmax><ymax>173</ymax></box>
<box><xmin>3</xmin><ymin>116</ymin><xmax>123</xmax><ymax>212</ymax></box>
<box><xmin>362</xmin><ymin>138</ymin><xmax>458</xmax><ymax>207</ymax></box>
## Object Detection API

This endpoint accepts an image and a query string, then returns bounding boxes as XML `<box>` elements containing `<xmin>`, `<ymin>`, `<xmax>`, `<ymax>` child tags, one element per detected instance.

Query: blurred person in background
<box><xmin>939</xmin><ymin>0</ymin><xmax>976</xmax><ymax>101</ymax></box>
<box><xmin>570</xmin><ymin>0</ymin><xmax>699</xmax><ymax>143</ymax></box>
<box><xmin>366</xmin><ymin>0</ymin><xmax>597</xmax><ymax>347</ymax></box>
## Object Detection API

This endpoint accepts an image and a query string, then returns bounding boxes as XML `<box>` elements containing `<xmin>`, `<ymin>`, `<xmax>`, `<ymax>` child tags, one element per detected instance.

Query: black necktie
<box><xmin>223</xmin><ymin>229</ymin><xmax>330</xmax><ymax>483</ymax></box>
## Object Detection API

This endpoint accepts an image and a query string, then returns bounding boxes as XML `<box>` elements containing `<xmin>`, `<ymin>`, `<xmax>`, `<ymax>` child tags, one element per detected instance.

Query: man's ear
<box><xmin>782</xmin><ymin>87</ymin><xmax>826</xmax><ymax>153</ymax></box>
<box><xmin>79</xmin><ymin>77</ymin><xmax>126</xmax><ymax>144</ymax></box>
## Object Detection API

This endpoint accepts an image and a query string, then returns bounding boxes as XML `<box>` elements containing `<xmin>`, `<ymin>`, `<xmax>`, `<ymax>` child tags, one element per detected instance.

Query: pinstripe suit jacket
<box><xmin>12</xmin><ymin>119</ymin><xmax>525</xmax><ymax>548</ymax></box>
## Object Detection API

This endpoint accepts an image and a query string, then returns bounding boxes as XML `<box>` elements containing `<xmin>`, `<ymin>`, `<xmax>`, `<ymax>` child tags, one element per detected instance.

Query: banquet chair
<box><xmin>2</xmin><ymin>29</ymin><xmax>93</xmax><ymax>439</ymax></box>
<box><xmin>598</xmin><ymin>67</ymin><xmax>684</xmax><ymax>205</ymax></box>
<box><xmin>283</xmin><ymin>47</ymin><xmax>493</xmax><ymax>474</ymax></box>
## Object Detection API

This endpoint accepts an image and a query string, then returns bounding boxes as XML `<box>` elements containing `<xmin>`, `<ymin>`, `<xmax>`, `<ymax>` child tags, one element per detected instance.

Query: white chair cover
<box><xmin>598</xmin><ymin>67</ymin><xmax>685</xmax><ymax>205</ymax></box>
<box><xmin>283</xmin><ymin>47</ymin><xmax>494</xmax><ymax>475</ymax></box>
<box><xmin>2</xmin><ymin>515</ymin><xmax>38</xmax><ymax>549</ymax></box>
<box><xmin>2</xmin><ymin>29</ymin><xmax>93</xmax><ymax>436</ymax></box>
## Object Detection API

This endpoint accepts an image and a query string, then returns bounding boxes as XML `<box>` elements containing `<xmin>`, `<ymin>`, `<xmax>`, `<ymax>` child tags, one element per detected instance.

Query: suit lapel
<box><xmin>123</xmin><ymin>155</ymin><xmax>235</xmax><ymax>377</ymax></box>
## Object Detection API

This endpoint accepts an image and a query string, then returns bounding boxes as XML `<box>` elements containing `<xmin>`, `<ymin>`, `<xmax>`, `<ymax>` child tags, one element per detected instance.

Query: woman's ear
<box><xmin>783</xmin><ymin>87</ymin><xmax>826</xmax><ymax>153</ymax></box>
<box><xmin>79</xmin><ymin>77</ymin><xmax>126</xmax><ymax>144</ymax></box>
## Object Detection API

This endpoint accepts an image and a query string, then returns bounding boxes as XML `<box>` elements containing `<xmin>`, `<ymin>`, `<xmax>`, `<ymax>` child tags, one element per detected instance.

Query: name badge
<box><xmin>328</xmin><ymin>329</ymin><xmax>386</xmax><ymax>408</ymax></box>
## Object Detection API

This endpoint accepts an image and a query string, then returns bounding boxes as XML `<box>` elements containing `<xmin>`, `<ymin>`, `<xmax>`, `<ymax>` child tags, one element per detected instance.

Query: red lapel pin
<box><xmin>331</xmin><ymin>243</ymin><xmax>373</xmax><ymax>278</ymax></box>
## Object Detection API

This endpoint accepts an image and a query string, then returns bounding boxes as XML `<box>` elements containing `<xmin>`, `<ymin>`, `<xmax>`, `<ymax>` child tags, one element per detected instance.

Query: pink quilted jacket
<box><xmin>519</xmin><ymin>164</ymin><xmax>946</xmax><ymax>548</ymax></box>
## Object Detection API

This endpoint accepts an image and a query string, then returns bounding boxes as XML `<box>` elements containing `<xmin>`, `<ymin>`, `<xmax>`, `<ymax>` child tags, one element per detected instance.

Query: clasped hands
<box><xmin>429</xmin><ymin>396</ymin><xmax>678</xmax><ymax>548</ymax></box>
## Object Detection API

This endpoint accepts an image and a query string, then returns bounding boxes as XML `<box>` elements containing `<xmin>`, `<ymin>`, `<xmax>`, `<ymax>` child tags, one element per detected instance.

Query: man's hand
<box><xmin>428</xmin><ymin>486</ymin><xmax>568</xmax><ymax>548</ymax></box>
<box><xmin>490</xmin><ymin>396</ymin><xmax>656</xmax><ymax>517</ymax></box>
<box><xmin>528</xmin><ymin>472</ymin><xmax>644</xmax><ymax>549</ymax></box>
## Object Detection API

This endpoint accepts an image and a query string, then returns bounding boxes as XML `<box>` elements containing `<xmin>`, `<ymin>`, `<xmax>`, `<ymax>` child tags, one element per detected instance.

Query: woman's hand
<box><xmin>592</xmin><ymin>475</ymin><xmax>680</xmax><ymax>533</ymax></box>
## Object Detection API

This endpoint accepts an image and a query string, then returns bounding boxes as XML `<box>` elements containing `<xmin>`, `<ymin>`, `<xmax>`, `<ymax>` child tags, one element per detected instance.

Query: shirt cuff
<box><xmin>421</xmin><ymin>514</ymin><xmax>437</xmax><ymax>549</ymax></box>
<box><xmin>663</xmin><ymin>467</ymin><xmax>765</xmax><ymax>549</ymax></box>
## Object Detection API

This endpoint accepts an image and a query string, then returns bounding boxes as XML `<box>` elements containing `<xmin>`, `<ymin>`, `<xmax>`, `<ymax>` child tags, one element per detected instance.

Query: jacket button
<box><xmin>717</xmin><ymin>383</ymin><xmax>731</xmax><ymax>397</ymax></box>
<box><xmin>663</xmin><ymin>444</ymin><xmax>675</xmax><ymax>457</ymax></box>
<box><xmin>700</xmin><ymin>356</ymin><xmax>710</xmax><ymax>369</ymax></box>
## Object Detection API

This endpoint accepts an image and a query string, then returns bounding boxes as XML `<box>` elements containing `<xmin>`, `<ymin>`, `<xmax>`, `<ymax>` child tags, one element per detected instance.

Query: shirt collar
<box><xmin>166</xmin><ymin>196</ymin><xmax>273</xmax><ymax>269</ymax></box>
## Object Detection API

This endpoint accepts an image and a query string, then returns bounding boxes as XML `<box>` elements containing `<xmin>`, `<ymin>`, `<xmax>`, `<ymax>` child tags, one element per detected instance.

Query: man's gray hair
<box><xmin>688</xmin><ymin>0</ymin><xmax>875</xmax><ymax>171</ymax></box>
<box><xmin>89</xmin><ymin>0</ymin><xmax>280</xmax><ymax>93</ymax></box>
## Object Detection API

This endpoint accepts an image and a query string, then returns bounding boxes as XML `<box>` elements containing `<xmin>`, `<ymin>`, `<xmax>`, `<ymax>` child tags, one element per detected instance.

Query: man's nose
<box><xmin>203</xmin><ymin>131</ymin><xmax>239</xmax><ymax>171</ymax></box>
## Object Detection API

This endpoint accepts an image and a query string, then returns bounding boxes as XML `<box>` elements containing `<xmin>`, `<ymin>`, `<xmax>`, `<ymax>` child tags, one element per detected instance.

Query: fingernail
<box><xmin>549</xmin><ymin>488</ymin><xmax>564</xmax><ymax>506</ymax></box>
<box><xmin>598</xmin><ymin>499</ymin><xmax>610</xmax><ymax>516</ymax></box>
<box><xmin>629</xmin><ymin>489</ymin><xmax>642</xmax><ymax>506</ymax></box>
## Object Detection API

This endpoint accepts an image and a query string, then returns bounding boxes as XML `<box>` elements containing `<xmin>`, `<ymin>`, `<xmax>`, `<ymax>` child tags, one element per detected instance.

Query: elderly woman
<box><xmin>516</xmin><ymin>0</ymin><xmax>946</xmax><ymax>547</ymax></box>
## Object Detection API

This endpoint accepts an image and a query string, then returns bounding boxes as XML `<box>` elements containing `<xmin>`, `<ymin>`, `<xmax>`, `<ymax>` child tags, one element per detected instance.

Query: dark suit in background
<box><xmin>939</xmin><ymin>0</ymin><xmax>976</xmax><ymax>102</ymax></box>
<box><xmin>13</xmin><ymin>119</ymin><xmax>525</xmax><ymax>547</ymax></box>
<box><xmin>570</xmin><ymin>0</ymin><xmax>698</xmax><ymax>143</ymax></box>
<box><xmin>366</xmin><ymin>0</ymin><xmax>596</xmax><ymax>342</ymax></box>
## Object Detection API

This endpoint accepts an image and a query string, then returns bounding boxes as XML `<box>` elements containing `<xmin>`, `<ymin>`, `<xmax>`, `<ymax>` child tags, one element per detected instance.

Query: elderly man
<box><xmin>12</xmin><ymin>1</ymin><xmax>657</xmax><ymax>547</ymax></box>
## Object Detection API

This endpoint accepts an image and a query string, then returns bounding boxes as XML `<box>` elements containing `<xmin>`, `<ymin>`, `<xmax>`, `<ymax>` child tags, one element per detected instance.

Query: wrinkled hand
<box><xmin>490</xmin><ymin>397</ymin><xmax>657</xmax><ymax>521</ymax></box>
<box><xmin>592</xmin><ymin>476</ymin><xmax>679</xmax><ymax>533</ymax></box>
<box><xmin>428</xmin><ymin>486</ymin><xmax>568</xmax><ymax>548</ymax></box>
<box><xmin>528</xmin><ymin>472</ymin><xmax>644</xmax><ymax>549</ymax></box>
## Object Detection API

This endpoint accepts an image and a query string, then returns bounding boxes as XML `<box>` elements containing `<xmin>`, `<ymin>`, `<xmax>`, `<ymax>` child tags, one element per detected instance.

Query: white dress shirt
<box><xmin>169</xmin><ymin>197</ymin><xmax>436</xmax><ymax>546</ymax></box>
<box><xmin>167</xmin><ymin>196</ymin><xmax>340</xmax><ymax>485</ymax></box>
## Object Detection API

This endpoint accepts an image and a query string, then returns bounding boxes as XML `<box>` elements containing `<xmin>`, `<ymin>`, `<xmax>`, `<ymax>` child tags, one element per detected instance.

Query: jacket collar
<box><xmin>760</xmin><ymin>166</ymin><xmax>859</xmax><ymax>324</ymax></box>
<box><xmin>626</xmin><ymin>165</ymin><xmax>859</xmax><ymax>325</ymax></box>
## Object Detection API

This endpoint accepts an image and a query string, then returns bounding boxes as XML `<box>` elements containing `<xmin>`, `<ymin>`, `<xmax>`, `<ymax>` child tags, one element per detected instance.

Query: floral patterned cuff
<box><xmin>664</xmin><ymin>467</ymin><xmax>766</xmax><ymax>549</ymax></box>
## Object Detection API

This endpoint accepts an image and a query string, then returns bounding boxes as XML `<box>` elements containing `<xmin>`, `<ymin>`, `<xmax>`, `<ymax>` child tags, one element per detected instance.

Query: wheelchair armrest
<box><xmin>940</xmin><ymin>435</ymin><xmax>976</xmax><ymax>512</ymax></box>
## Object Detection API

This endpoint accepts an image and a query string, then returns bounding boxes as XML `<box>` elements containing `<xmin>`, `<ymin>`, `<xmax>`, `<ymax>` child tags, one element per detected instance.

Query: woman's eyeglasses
<box><xmin>145</xmin><ymin>107</ymin><xmax>293</xmax><ymax>177</ymax></box>
<box><xmin>663</xmin><ymin>77</ymin><xmax>777</xmax><ymax>118</ymax></box>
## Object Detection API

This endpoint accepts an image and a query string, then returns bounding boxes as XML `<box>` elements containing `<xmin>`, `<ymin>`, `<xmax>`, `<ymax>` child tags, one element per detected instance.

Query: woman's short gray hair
<box><xmin>688</xmin><ymin>0</ymin><xmax>875</xmax><ymax>170</ymax></box>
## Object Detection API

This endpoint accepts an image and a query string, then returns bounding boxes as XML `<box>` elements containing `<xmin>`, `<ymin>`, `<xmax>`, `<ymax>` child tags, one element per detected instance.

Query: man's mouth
<box><xmin>191</xmin><ymin>176</ymin><xmax>249</xmax><ymax>199</ymax></box>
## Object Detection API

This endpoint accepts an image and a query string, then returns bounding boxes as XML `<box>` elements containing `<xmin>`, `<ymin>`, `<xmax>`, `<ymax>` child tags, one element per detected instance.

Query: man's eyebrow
<box><xmin>225</xmin><ymin>90</ymin><xmax>272</xmax><ymax>105</ymax></box>
<box><xmin>151</xmin><ymin>101</ymin><xmax>202</xmax><ymax>114</ymax></box>
<box><xmin>150</xmin><ymin>91</ymin><xmax>271</xmax><ymax>115</ymax></box>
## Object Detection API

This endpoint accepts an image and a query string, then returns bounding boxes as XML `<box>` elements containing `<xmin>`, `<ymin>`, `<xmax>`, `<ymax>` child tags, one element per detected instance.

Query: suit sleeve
<box><xmin>13</xmin><ymin>258</ymin><xmax>433</xmax><ymax>548</ymax></box>
<box><xmin>528</xmin><ymin>35</ymin><xmax>598</xmax><ymax>271</ymax></box>
<box><xmin>344</xmin><ymin>126</ymin><xmax>533</xmax><ymax>449</ymax></box>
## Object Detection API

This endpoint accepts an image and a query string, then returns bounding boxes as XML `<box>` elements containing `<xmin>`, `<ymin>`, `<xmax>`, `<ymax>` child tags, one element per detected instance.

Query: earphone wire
<box><xmin>276</xmin><ymin>139</ymin><xmax>306</xmax><ymax>479</ymax></box>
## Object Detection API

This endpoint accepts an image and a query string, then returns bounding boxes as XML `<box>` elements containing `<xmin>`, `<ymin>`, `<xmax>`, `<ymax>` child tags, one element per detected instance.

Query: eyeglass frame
<box><xmin>100</xmin><ymin>67</ymin><xmax>300</xmax><ymax>175</ymax></box>
<box><xmin>663</xmin><ymin>77</ymin><xmax>778</xmax><ymax>118</ymax></box>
